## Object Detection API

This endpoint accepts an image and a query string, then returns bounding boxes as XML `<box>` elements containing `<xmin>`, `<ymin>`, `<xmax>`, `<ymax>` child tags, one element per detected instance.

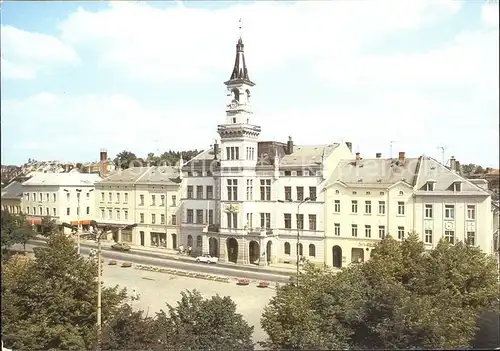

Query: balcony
<box><xmin>205</xmin><ymin>224</ymin><xmax>220</xmax><ymax>233</ymax></box>
<box><xmin>246</xmin><ymin>227</ymin><xmax>273</xmax><ymax>236</ymax></box>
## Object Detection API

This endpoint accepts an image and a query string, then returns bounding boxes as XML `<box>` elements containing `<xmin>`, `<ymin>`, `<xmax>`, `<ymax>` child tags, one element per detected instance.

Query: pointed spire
<box><xmin>226</xmin><ymin>18</ymin><xmax>254</xmax><ymax>86</ymax></box>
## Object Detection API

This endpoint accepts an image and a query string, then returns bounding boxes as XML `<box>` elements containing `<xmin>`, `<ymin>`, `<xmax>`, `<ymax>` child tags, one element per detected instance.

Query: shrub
<box><xmin>237</xmin><ymin>278</ymin><xmax>250</xmax><ymax>285</ymax></box>
<box><xmin>108</xmin><ymin>260</ymin><xmax>117</xmax><ymax>265</ymax></box>
<box><xmin>121</xmin><ymin>262</ymin><xmax>132</xmax><ymax>268</ymax></box>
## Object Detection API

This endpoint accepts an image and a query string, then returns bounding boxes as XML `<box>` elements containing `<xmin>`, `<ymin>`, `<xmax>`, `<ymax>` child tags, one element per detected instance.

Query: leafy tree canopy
<box><xmin>114</xmin><ymin>149</ymin><xmax>200</xmax><ymax>169</ymax></box>
<box><xmin>261</xmin><ymin>232</ymin><xmax>500</xmax><ymax>350</ymax></box>
<box><xmin>1</xmin><ymin>232</ymin><xmax>127</xmax><ymax>350</ymax></box>
<box><xmin>1</xmin><ymin>211</ymin><xmax>36</xmax><ymax>254</ymax></box>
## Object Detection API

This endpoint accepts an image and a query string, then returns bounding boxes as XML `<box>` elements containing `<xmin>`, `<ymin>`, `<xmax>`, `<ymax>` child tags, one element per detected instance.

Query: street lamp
<box><xmin>278</xmin><ymin>197</ymin><xmax>311</xmax><ymax>286</ymax></box>
<box><xmin>96</xmin><ymin>222</ymin><xmax>137</xmax><ymax>346</ymax></box>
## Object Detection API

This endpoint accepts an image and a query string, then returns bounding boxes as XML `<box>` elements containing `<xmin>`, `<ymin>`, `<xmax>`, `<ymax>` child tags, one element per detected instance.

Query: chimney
<box><xmin>346</xmin><ymin>141</ymin><xmax>353</xmax><ymax>152</ymax></box>
<box><xmin>286</xmin><ymin>136</ymin><xmax>294</xmax><ymax>155</ymax></box>
<box><xmin>398</xmin><ymin>151</ymin><xmax>405</xmax><ymax>163</ymax></box>
<box><xmin>100</xmin><ymin>148</ymin><xmax>108</xmax><ymax>178</ymax></box>
<box><xmin>376</xmin><ymin>153</ymin><xmax>382</xmax><ymax>158</ymax></box>
<box><xmin>450</xmin><ymin>156</ymin><xmax>457</xmax><ymax>172</ymax></box>
<box><xmin>213</xmin><ymin>141</ymin><xmax>219</xmax><ymax>160</ymax></box>
<box><xmin>355</xmin><ymin>152</ymin><xmax>361</xmax><ymax>166</ymax></box>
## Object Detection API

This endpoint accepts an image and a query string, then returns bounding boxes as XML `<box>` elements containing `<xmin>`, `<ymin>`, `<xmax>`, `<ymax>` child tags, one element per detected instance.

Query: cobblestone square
<box><xmin>103</xmin><ymin>265</ymin><xmax>276</xmax><ymax>344</ymax></box>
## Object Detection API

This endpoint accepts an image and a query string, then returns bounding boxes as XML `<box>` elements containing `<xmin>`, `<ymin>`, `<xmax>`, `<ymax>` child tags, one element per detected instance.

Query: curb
<box><xmin>134</xmin><ymin>264</ymin><xmax>231</xmax><ymax>283</ymax></box>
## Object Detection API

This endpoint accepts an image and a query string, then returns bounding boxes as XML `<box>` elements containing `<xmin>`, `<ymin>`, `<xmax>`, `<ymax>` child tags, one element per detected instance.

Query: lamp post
<box><xmin>278</xmin><ymin>196</ymin><xmax>311</xmax><ymax>287</ymax></box>
<box><xmin>64</xmin><ymin>188</ymin><xmax>94</xmax><ymax>254</ymax></box>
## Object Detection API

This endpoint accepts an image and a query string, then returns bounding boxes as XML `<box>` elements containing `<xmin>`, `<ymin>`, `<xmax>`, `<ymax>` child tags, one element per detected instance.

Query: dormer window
<box><xmin>424</xmin><ymin>180</ymin><xmax>436</xmax><ymax>191</ymax></box>
<box><xmin>452</xmin><ymin>181</ymin><xmax>462</xmax><ymax>192</ymax></box>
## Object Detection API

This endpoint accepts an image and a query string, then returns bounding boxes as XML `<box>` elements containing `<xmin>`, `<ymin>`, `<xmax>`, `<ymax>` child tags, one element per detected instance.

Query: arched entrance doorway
<box><xmin>171</xmin><ymin>234</ymin><xmax>177</xmax><ymax>250</ymax></box>
<box><xmin>249</xmin><ymin>241</ymin><xmax>260</xmax><ymax>265</ymax></box>
<box><xmin>226</xmin><ymin>238</ymin><xmax>238</xmax><ymax>263</ymax></box>
<box><xmin>332</xmin><ymin>245</ymin><xmax>342</xmax><ymax>268</ymax></box>
<box><xmin>209</xmin><ymin>237</ymin><xmax>219</xmax><ymax>257</ymax></box>
<box><xmin>266</xmin><ymin>241</ymin><xmax>272</xmax><ymax>264</ymax></box>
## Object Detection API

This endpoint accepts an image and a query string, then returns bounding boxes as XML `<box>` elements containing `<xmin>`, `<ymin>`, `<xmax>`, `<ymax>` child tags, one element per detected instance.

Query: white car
<box><xmin>195</xmin><ymin>254</ymin><xmax>219</xmax><ymax>264</ymax></box>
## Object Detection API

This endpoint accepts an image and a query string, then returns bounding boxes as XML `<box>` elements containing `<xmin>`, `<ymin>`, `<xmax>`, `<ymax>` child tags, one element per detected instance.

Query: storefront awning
<box><xmin>70</xmin><ymin>220</ymin><xmax>93</xmax><ymax>226</ymax></box>
<box><xmin>25</xmin><ymin>216</ymin><xmax>42</xmax><ymax>226</ymax></box>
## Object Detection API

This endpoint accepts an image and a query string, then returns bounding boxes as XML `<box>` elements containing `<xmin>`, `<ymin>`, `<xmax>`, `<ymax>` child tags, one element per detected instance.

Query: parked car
<box><xmin>111</xmin><ymin>242</ymin><xmax>131</xmax><ymax>252</ymax></box>
<box><xmin>195</xmin><ymin>254</ymin><xmax>218</xmax><ymax>264</ymax></box>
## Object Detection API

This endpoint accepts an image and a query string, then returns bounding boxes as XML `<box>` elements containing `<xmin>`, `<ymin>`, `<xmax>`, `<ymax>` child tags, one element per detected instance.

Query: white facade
<box><xmin>323</xmin><ymin>154</ymin><xmax>494</xmax><ymax>268</ymax></box>
<box><xmin>179</xmin><ymin>36</ymin><xmax>353</xmax><ymax>265</ymax></box>
<box><xmin>95</xmin><ymin>167</ymin><xmax>181</xmax><ymax>248</ymax></box>
<box><xmin>21</xmin><ymin>173</ymin><xmax>102</xmax><ymax>230</ymax></box>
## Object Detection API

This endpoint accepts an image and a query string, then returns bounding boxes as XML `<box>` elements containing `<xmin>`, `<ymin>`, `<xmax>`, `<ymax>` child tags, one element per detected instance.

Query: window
<box><xmin>351</xmin><ymin>200</ymin><xmax>358</xmax><ymax>214</ymax></box>
<box><xmin>160</xmin><ymin>214</ymin><xmax>165</xmax><ymax>224</ymax></box>
<box><xmin>32</xmin><ymin>207</ymin><xmax>35</xmax><ymax>215</ymax></box>
<box><xmin>196</xmin><ymin>186</ymin><xmax>203</xmax><ymax>199</ymax></box>
<box><xmin>352</xmin><ymin>191</ymin><xmax>357</xmax><ymax>195</ymax></box>
<box><xmin>117</xmin><ymin>193</ymin><xmax>121</xmax><ymax>203</ymax></box>
<box><xmin>207</xmin><ymin>186</ymin><xmax>214</xmax><ymax>199</ymax></box>
<box><xmin>309</xmin><ymin>244</ymin><xmax>316</xmax><ymax>257</ymax></box>
<box><xmin>296</xmin><ymin>171</ymin><xmax>303</xmax><ymax>176</ymax></box>
<box><xmin>113</xmin><ymin>209</ymin><xmax>119</xmax><ymax>220</ymax></box>
<box><xmin>124</xmin><ymin>193</ymin><xmax>128</xmax><ymax>203</ymax></box>
<box><xmin>160</xmin><ymin>195</ymin><xmax>165</xmax><ymax>206</ymax></box>
<box><xmin>226</xmin><ymin>146</ymin><xmax>240</xmax><ymax>160</ymax></box>
<box><xmin>297</xmin><ymin>243</ymin><xmax>303</xmax><ymax>256</ymax></box>
<box><xmin>77</xmin><ymin>192</ymin><xmax>81</xmax><ymax>201</ymax></box>
<box><xmin>53</xmin><ymin>208</ymin><xmax>56</xmax><ymax>216</ymax></box>
<box><xmin>187</xmin><ymin>209</ymin><xmax>194</xmax><ymax>224</ymax></box>
<box><xmin>39</xmin><ymin>207</ymin><xmax>43</xmax><ymax>215</ymax></box>
<box><xmin>351</xmin><ymin>224</ymin><xmax>358</xmax><ymax>237</ymax></box>
<box><xmin>171</xmin><ymin>215</ymin><xmax>177</xmax><ymax>225</ymax></box>
<box><xmin>425</xmin><ymin>204</ymin><xmax>433</xmax><ymax>218</ymax></box>
<box><xmin>398</xmin><ymin>226</ymin><xmax>405</xmax><ymax>240</ymax></box>
<box><xmin>86</xmin><ymin>206</ymin><xmax>90</xmax><ymax>215</ymax></box>
<box><xmin>445</xmin><ymin>205</ymin><xmax>455</xmax><ymax>219</ymax></box>
<box><xmin>196</xmin><ymin>210</ymin><xmax>203</xmax><ymax>224</ymax></box>
<box><xmin>33</xmin><ymin>193</ymin><xmax>36</xmax><ymax>201</ymax></box>
<box><xmin>152</xmin><ymin>214</ymin><xmax>156</xmax><ymax>224</ymax></box>
<box><xmin>25</xmin><ymin>193</ymin><xmax>29</xmax><ymax>201</ymax></box>
<box><xmin>466</xmin><ymin>232</ymin><xmax>475</xmax><ymax>246</ymax></box>
<box><xmin>124</xmin><ymin>210</ymin><xmax>128</xmax><ymax>220</ymax></box>
<box><xmin>260</xmin><ymin>213</ymin><xmax>270</xmax><ymax>229</ymax></box>
<box><xmin>108</xmin><ymin>192</ymin><xmax>112</xmax><ymax>202</ymax></box>
<box><xmin>86</xmin><ymin>192</ymin><xmax>90</xmax><ymax>199</ymax></box>
<box><xmin>399</xmin><ymin>191</ymin><xmax>404</xmax><ymax>196</ymax></box>
<box><xmin>297</xmin><ymin>186</ymin><xmax>304</xmax><ymax>201</ymax></box>
<box><xmin>39</xmin><ymin>193</ymin><xmax>43</xmax><ymax>202</ymax></box>
<box><xmin>208</xmin><ymin>210</ymin><xmax>214</xmax><ymax>225</ymax></box>
<box><xmin>309</xmin><ymin>214</ymin><xmax>317</xmax><ymax>231</ymax></box>
<box><xmin>151</xmin><ymin>195</ymin><xmax>156</xmax><ymax>206</ymax></box>
<box><xmin>284</xmin><ymin>242</ymin><xmax>291</xmax><ymax>255</ymax></box>
<box><xmin>140</xmin><ymin>213</ymin><xmax>144</xmax><ymax>223</ymax></box>
<box><xmin>397</xmin><ymin>201</ymin><xmax>405</xmax><ymax>215</ymax></box>
<box><xmin>444</xmin><ymin>230</ymin><xmax>455</xmax><ymax>244</ymax></box>
<box><xmin>108</xmin><ymin>209</ymin><xmax>112</xmax><ymax>219</ymax></box>
<box><xmin>309</xmin><ymin>187</ymin><xmax>317</xmax><ymax>200</ymax></box>
<box><xmin>260</xmin><ymin>179</ymin><xmax>271</xmax><ymax>200</ymax></box>
<box><xmin>67</xmin><ymin>208</ymin><xmax>70</xmax><ymax>215</ymax></box>
<box><xmin>226</xmin><ymin>212</ymin><xmax>238</xmax><ymax>228</ymax></box>
<box><xmin>296</xmin><ymin>214</ymin><xmax>304</xmax><ymax>230</ymax></box>
<box><xmin>334</xmin><ymin>223</ymin><xmax>340</xmax><ymax>236</ymax></box>
<box><xmin>365</xmin><ymin>225</ymin><xmax>371</xmax><ymax>238</ymax></box>
<box><xmin>284</xmin><ymin>186</ymin><xmax>292</xmax><ymax>201</ymax></box>
<box><xmin>66</xmin><ymin>193</ymin><xmax>70</xmax><ymax>201</ymax></box>
<box><xmin>378</xmin><ymin>201</ymin><xmax>386</xmax><ymax>214</ymax></box>
<box><xmin>187</xmin><ymin>186</ymin><xmax>193</xmax><ymax>199</ymax></box>
<box><xmin>365</xmin><ymin>201</ymin><xmax>372</xmax><ymax>214</ymax></box>
<box><xmin>139</xmin><ymin>194</ymin><xmax>144</xmax><ymax>205</ymax></box>
<box><xmin>245</xmin><ymin>180</ymin><xmax>253</xmax><ymax>200</ymax></box>
<box><xmin>467</xmin><ymin>205</ymin><xmax>476</xmax><ymax>220</ymax></box>
<box><xmin>246</xmin><ymin>213</ymin><xmax>253</xmax><ymax>228</ymax></box>
<box><xmin>100</xmin><ymin>209</ymin><xmax>104</xmax><ymax>219</ymax></box>
<box><xmin>334</xmin><ymin>200</ymin><xmax>341</xmax><ymax>213</ymax></box>
<box><xmin>380</xmin><ymin>191</ymin><xmax>385</xmax><ymax>196</ymax></box>
<box><xmin>172</xmin><ymin>195</ymin><xmax>177</xmax><ymax>206</ymax></box>
<box><xmin>53</xmin><ymin>193</ymin><xmax>56</xmax><ymax>202</ymax></box>
<box><xmin>246</xmin><ymin>147</ymin><xmax>255</xmax><ymax>160</ymax></box>
<box><xmin>335</xmin><ymin>190</ymin><xmax>340</xmax><ymax>195</ymax></box>
<box><xmin>378</xmin><ymin>225</ymin><xmax>386</xmax><ymax>239</ymax></box>
<box><xmin>46</xmin><ymin>207</ymin><xmax>49</xmax><ymax>216</ymax></box>
<box><xmin>453</xmin><ymin>182</ymin><xmax>461</xmax><ymax>192</ymax></box>
<box><xmin>426</xmin><ymin>230</ymin><xmax>433</xmax><ymax>243</ymax></box>
<box><xmin>196</xmin><ymin>236</ymin><xmax>202</xmax><ymax>247</ymax></box>
<box><xmin>46</xmin><ymin>193</ymin><xmax>49</xmax><ymax>202</ymax></box>
<box><xmin>284</xmin><ymin>214</ymin><xmax>292</xmax><ymax>229</ymax></box>
<box><xmin>425</xmin><ymin>182</ymin><xmax>434</xmax><ymax>191</ymax></box>
<box><xmin>284</xmin><ymin>171</ymin><xmax>291</xmax><ymax>176</ymax></box>
<box><xmin>227</xmin><ymin>179</ymin><xmax>238</xmax><ymax>201</ymax></box>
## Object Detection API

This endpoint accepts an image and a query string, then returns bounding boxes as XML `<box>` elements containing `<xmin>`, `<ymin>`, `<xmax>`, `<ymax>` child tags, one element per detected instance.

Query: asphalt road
<box><xmin>21</xmin><ymin>242</ymin><xmax>292</xmax><ymax>284</ymax></box>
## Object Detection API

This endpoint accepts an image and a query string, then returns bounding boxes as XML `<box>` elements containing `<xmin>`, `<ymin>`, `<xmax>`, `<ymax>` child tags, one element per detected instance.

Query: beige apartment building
<box><xmin>323</xmin><ymin>152</ymin><xmax>493</xmax><ymax>268</ymax></box>
<box><xmin>1</xmin><ymin>181</ymin><xmax>23</xmax><ymax>214</ymax></box>
<box><xmin>95</xmin><ymin>166</ymin><xmax>181</xmax><ymax>248</ymax></box>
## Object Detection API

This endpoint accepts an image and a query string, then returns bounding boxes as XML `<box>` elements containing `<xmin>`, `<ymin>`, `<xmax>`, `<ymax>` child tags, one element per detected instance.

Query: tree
<box><xmin>1</xmin><ymin>211</ymin><xmax>36</xmax><ymax>254</ymax></box>
<box><xmin>260</xmin><ymin>233</ymin><xmax>500</xmax><ymax>350</ymax></box>
<box><xmin>40</xmin><ymin>215</ymin><xmax>60</xmax><ymax>237</ymax></box>
<box><xmin>156</xmin><ymin>290</ymin><xmax>254</xmax><ymax>350</ymax></box>
<box><xmin>114</xmin><ymin>150</ymin><xmax>138</xmax><ymax>170</ymax></box>
<box><xmin>1</xmin><ymin>232</ymin><xmax>127</xmax><ymax>350</ymax></box>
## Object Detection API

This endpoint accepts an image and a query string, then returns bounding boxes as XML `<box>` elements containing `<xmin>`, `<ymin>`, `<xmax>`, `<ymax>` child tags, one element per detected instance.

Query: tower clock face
<box><xmin>230</xmin><ymin>100</ymin><xmax>238</xmax><ymax>108</ymax></box>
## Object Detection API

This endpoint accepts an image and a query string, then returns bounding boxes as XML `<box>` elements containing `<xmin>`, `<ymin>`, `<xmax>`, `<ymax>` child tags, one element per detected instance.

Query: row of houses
<box><xmin>2</xmin><ymin>35</ymin><xmax>499</xmax><ymax>268</ymax></box>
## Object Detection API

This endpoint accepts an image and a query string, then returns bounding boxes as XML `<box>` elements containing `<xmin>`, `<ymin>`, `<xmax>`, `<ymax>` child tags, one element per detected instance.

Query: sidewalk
<box><xmin>75</xmin><ymin>238</ymin><xmax>297</xmax><ymax>276</ymax></box>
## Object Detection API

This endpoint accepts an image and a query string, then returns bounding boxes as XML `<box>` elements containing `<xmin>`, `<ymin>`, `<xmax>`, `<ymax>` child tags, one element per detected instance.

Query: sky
<box><xmin>1</xmin><ymin>0</ymin><xmax>499</xmax><ymax>167</ymax></box>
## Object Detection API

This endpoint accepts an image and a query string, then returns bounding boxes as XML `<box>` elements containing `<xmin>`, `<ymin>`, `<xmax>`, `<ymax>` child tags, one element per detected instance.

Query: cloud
<box><xmin>1</xmin><ymin>25</ymin><xmax>80</xmax><ymax>80</ymax></box>
<box><xmin>482</xmin><ymin>1</ymin><xmax>499</xmax><ymax>27</ymax></box>
<box><xmin>58</xmin><ymin>0</ymin><xmax>461</xmax><ymax>83</ymax></box>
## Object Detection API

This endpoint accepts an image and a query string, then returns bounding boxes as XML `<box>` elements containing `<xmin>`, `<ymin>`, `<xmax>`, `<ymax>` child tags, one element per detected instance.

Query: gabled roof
<box><xmin>1</xmin><ymin>181</ymin><xmax>23</xmax><ymax>199</ymax></box>
<box><xmin>279</xmin><ymin>144</ymin><xmax>340</xmax><ymax>167</ymax></box>
<box><xmin>98</xmin><ymin>166</ymin><xmax>180</xmax><ymax>185</ymax></box>
<box><xmin>415</xmin><ymin>157</ymin><xmax>490</xmax><ymax>195</ymax></box>
<box><xmin>22</xmin><ymin>173</ymin><xmax>102</xmax><ymax>187</ymax></box>
<box><xmin>182</xmin><ymin>149</ymin><xmax>220</xmax><ymax>172</ymax></box>
<box><xmin>325</xmin><ymin>157</ymin><xmax>420</xmax><ymax>189</ymax></box>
